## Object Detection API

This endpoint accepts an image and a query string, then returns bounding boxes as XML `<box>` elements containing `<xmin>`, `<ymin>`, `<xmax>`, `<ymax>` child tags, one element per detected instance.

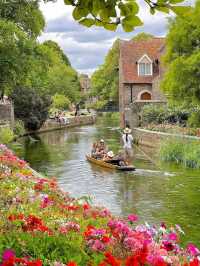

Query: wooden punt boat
<box><xmin>86</xmin><ymin>155</ymin><xmax>135</xmax><ymax>171</ymax></box>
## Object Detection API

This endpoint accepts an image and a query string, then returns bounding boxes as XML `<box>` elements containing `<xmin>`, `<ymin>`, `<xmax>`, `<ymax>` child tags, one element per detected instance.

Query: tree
<box><xmin>132</xmin><ymin>32</ymin><xmax>154</xmax><ymax>41</ymax></box>
<box><xmin>43</xmin><ymin>40</ymin><xmax>71</xmax><ymax>66</ymax></box>
<box><xmin>91</xmin><ymin>39</ymin><xmax>119</xmax><ymax>108</ymax></box>
<box><xmin>12</xmin><ymin>86</ymin><xmax>52</xmax><ymax>131</ymax></box>
<box><xmin>162</xmin><ymin>0</ymin><xmax>200</xmax><ymax>126</ymax></box>
<box><xmin>52</xmin><ymin>93</ymin><xmax>71</xmax><ymax>110</ymax></box>
<box><xmin>43</xmin><ymin>42</ymin><xmax>81</xmax><ymax>102</ymax></box>
<box><xmin>63</xmin><ymin>0</ymin><xmax>192</xmax><ymax>32</ymax></box>
<box><xmin>0</xmin><ymin>0</ymin><xmax>47</xmax><ymax>38</ymax></box>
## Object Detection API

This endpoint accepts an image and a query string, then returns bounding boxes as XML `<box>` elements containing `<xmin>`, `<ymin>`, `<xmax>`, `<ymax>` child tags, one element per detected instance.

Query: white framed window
<box><xmin>137</xmin><ymin>54</ymin><xmax>153</xmax><ymax>76</ymax></box>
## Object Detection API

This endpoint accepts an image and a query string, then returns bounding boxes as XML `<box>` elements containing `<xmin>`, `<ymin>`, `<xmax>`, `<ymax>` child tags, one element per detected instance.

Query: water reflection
<box><xmin>11</xmin><ymin>114</ymin><xmax>200</xmax><ymax>245</ymax></box>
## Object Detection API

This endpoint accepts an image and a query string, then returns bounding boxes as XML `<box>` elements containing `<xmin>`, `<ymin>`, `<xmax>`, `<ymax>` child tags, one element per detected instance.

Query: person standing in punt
<box><xmin>122</xmin><ymin>127</ymin><xmax>133</xmax><ymax>161</ymax></box>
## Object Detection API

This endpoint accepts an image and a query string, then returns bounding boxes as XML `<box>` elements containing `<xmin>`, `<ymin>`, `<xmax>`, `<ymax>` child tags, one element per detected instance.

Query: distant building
<box><xmin>79</xmin><ymin>74</ymin><xmax>91</xmax><ymax>95</ymax></box>
<box><xmin>119</xmin><ymin>37</ymin><xmax>166</xmax><ymax>127</ymax></box>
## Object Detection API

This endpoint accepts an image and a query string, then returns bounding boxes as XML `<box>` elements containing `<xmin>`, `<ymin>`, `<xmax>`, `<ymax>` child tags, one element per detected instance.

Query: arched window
<box><xmin>138</xmin><ymin>54</ymin><xmax>153</xmax><ymax>76</ymax></box>
<box><xmin>140</xmin><ymin>92</ymin><xmax>152</xmax><ymax>100</ymax></box>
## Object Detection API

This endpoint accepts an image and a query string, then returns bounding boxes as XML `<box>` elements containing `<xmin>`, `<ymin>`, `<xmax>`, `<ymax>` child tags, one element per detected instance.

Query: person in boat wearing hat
<box><xmin>122</xmin><ymin>127</ymin><xmax>133</xmax><ymax>161</ymax></box>
<box><xmin>103</xmin><ymin>150</ymin><xmax>114</xmax><ymax>161</ymax></box>
<box><xmin>95</xmin><ymin>139</ymin><xmax>108</xmax><ymax>159</ymax></box>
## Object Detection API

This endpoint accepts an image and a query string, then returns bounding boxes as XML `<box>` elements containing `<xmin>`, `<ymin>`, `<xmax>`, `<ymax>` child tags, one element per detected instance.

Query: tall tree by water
<box><xmin>162</xmin><ymin>0</ymin><xmax>200</xmax><ymax>126</ymax></box>
<box><xmin>91</xmin><ymin>39</ymin><xmax>120</xmax><ymax>109</ymax></box>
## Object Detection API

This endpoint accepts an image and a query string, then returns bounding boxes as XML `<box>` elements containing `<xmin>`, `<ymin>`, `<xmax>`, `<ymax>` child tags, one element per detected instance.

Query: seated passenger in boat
<box><xmin>103</xmin><ymin>150</ymin><xmax>114</xmax><ymax>161</ymax></box>
<box><xmin>114</xmin><ymin>151</ymin><xmax>128</xmax><ymax>166</ymax></box>
<box><xmin>91</xmin><ymin>142</ymin><xmax>98</xmax><ymax>158</ymax></box>
<box><xmin>95</xmin><ymin>139</ymin><xmax>108</xmax><ymax>159</ymax></box>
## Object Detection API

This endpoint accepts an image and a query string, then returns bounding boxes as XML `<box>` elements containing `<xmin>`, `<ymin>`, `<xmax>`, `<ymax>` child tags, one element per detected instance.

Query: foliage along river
<box><xmin>11</xmin><ymin>114</ymin><xmax>200</xmax><ymax>246</ymax></box>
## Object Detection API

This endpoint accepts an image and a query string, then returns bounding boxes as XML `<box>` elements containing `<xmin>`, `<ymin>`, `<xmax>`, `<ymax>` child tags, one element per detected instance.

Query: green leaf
<box><xmin>170</xmin><ymin>5</ymin><xmax>192</xmax><ymax>15</ymax></box>
<box><xmin>155</xmin><ymin>6</ymin><xmax>170</xmax><ymax>13</ymax></box>
<box><xmin>118</xmin><ymin>3</ymin><xmax>130</xmax><ymax>16</ymax></box>
<box><xmin>64</xmin><ymin>0</ymin><xmax>74</xmax><ymax>5</ymax></box>
<box><xmin>79</xmin><ymin>18</ymin><xmax>95</xmax><ymax>27</ymax></box>
<box><xmin>122</xmin><ymin>20</ymin><xmax>134</xmax><ymax>32</ymax></box>
<box><xmin>169</xmin><ymin>0</ymin><xmax>185</xmax><ymax>3</ymax></box>
<box><xmin>95</xmin><ymin>20</ymin><xmax>104</xmax><ymax>27</ymax></box>
<box><xmin>72</xmin><ymin>7</ymin><xmax>83</xmax><ymax>20</ymax></box>
<box><xmin>99</xmin><ymin>8</ymin><xmax>110</xmax><ymax>21</ymax></box>
<box><xmin>150</xmin><ymin>7</ymin><xmax>156</xmax><ymax>14</ymax></box>
<box><xmin>103</xmin><ymin>23</ymin><xmax>117</xmax><ymax>31</ymax></box>
<box><xmin>126</xmin><ymin>2</ymin><xmax>139</xmax><ymax>14</ymax></box>
<box><xmin>123</xmin><ymin>15</ymin><xmax>143</xmax><ymax>27</ymax></box>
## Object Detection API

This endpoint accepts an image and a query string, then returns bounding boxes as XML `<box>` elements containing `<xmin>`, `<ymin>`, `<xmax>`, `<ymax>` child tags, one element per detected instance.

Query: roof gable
<box><xmin>120</xmin><ymin>37</ymin><xmax>165</xmax><ymax>83</ymax></box>
<box><xmin>138</xmin><ymin>54</ymin><xmax>153</xmax><ymax>64</ymax></box>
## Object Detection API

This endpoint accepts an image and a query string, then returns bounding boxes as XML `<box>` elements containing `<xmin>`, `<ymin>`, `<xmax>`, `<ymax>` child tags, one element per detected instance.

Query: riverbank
<box><xmin>0</xmin><ymin>144</ymin><xmax>200</xmax><ymax>266</ymax></box>
<box><xmin>27</xmin><ymin>115</ymin><xmax>96</xmax><ymax>135</ymax></box>
<box><xmin>133</xmin><ymin>128</ymin><xmax>200</xmax><ymax>148</ymax></box>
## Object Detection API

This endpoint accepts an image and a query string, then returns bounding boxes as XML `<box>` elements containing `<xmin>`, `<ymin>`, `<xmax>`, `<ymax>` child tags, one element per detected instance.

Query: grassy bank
<box><xmin>0</xmin><ymin>145</ymin><xmax>199</xmax><ymax>266</ymax></box>
<box><xmin>160</xmin><ymin>138</ymin><xmax>200</xmax><ymax>169</ymax></box>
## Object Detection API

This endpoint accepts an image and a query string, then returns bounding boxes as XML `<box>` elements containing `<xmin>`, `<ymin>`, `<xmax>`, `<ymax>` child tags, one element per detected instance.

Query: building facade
<box><xmin>79</xmin><ymin>74</ymin><xmax>91</xmax><ymax>95</ymax></box>
<box><xmin>119</xmin><ymin>38</ymin><xmax>166</xmax><ymax>127</ymax></box>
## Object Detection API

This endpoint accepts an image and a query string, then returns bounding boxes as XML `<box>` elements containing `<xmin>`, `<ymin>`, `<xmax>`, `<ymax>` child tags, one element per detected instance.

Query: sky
<box><xmin>39</xmin><ymin>0</ymin><xmax>171</xmax><ymax>76</ymax></box>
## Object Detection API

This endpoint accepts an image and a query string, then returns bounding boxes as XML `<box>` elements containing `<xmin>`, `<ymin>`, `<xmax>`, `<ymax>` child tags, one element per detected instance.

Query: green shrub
<box><xmin>141</xmin><ymin>105</ymin><xmax>191</xmax><ymax>126</ymax></box>
<box><xmin>160</xmin><ymin>138</ymin><xmax>200</xmax><ymax>169</ymax></box>
<box><xmin>14</xmin><ymin>120</ymin><xmax>25</xmax><ymax>136</ymax></box>
<box><xmin>142</xmin><ymin>104</ymin><xmax>166</xmax><ymax>124</ymax></box>
<box><xmin>160</xmin><ymin>138</ymin><xmax>184</xmax><ymax>163</ymax></box>
<box><xmin>12</xmin><ymin>87</ymin><xmax>52</xmax><ymax>131</ymax></box>
<box><xmin>0</xmin><ymin>126</ymin><xmax>15</xmax><ymax>144</ymax></box>
<box><xmin>52</xmin><ymin>93</ymin><xmax>71</xmax><ymax>110</ymax></box>
<box><xmin>187</xmin><ymin>111</ymin><xmax>200</xmax><ymax>128</ymax></box>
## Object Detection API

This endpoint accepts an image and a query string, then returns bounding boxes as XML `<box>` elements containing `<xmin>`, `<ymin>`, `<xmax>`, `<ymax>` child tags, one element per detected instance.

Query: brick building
<box><xmin>119</xmin><ymin>37</ymin><xmax>166</xmax><ymax>127</ymax></box>
<box><xmin>79</xmin><ymin>74</ymin><xmax>90</xmax><ymax>95</ymax></box>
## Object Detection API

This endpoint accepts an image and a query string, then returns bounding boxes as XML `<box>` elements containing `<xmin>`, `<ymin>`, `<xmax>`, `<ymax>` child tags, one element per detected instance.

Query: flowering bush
<box><xmin>0</xmin><ymin>145</ymin><xmax>200</xmax><ymax>265</ymax></box>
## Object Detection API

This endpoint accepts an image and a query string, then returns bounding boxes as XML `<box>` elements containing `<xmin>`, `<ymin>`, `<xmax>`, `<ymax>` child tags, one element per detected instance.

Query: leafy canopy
<box><xmin>64</xmin><ymin>0</ymin><xmax>192</xmax><ymax>32</ymax></box>
<box><xmin>162</xmin><ymin>0</ymin><xmax>200</xmax><ymax>105</ymax></box>
<box><xmin>0</xmin><ymin>0</ymin><xmax>47</xmax><ymax>38</ymax></box>
<box><xmin>91</xmin><ymin>39</ymin><xmax>120</xmax><ymax>108</ymax></box>
<box><xmin>52</xmin><ymin>93</ymin><xmax>71</xmax><ymax>110</ymax></box>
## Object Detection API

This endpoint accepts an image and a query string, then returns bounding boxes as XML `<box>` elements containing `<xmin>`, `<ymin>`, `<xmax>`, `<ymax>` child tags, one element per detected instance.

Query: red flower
<box><xmin>102</xmin><ymin>236</ymin><xmax>110</xmax><ymax>243</ymax></box>
<box><xmin>190</xmin><ymin>259</ymin><xmax>200</xmax><ymax>266</ymax></box>
<box><xmin>66</xmin><ymin>262</ymin><xmax>78</xmax><ymax>266</ymax></box>
<box><xmin>83</xmin><ymin>203</ymin><xmax>90</xmax><ymax>210</ymax></box>
<box><xmin>125</xmin><ymin>246</ymin><xmax>148</xmax><ymax>266</ymax></box>
<box><xmin>104</xmin><ymin>252</ymin><xmax>121</xmax><ymax>266</ymax></box>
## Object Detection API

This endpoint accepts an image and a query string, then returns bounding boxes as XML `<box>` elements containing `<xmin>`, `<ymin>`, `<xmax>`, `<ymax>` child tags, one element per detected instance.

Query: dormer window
<box><xmin>137</xmin><ymin>54</ymin><xmax>153</xmax><ymax>76</ymax></box>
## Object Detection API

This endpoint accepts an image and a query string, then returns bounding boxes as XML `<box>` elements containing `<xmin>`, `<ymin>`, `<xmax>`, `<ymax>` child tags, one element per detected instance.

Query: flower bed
<box><xmin>0</xmin><ymin>144</ymin><xmax>200</xmax><ymax>266</ymax></box>
<box><xmin>143</xmin><ymin>124</ymin><xmax>200</xmax><ymax>137</ymax></box>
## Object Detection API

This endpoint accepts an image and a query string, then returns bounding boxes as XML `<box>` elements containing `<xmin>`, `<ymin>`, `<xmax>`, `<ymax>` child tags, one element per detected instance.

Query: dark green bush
<box><xmin>141</xmin><ymin>105</ymin><xmax>190</xmax><ymax>126</ymax></box>
<box><xmin>12</xmin><ymin>87</ymin><xmax>52</xmax><ymax>131</ymax></box>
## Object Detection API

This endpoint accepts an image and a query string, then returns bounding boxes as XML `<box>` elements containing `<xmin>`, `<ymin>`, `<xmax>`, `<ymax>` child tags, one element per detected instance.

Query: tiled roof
<box><xmin>120</xmin><ymin>38</ymin><xmax>165</xmax><ymax>84</ymax></box>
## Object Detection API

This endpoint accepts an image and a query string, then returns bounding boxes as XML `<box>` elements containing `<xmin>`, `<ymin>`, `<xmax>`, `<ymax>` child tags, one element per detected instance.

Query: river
<box><xmin>11</xmin><ymin>113</ymin><xmax>200</xmax><ymax>246</ymax></box>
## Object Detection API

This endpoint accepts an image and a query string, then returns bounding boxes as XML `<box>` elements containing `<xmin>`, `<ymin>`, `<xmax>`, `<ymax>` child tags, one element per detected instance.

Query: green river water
<box><xmin>11</xmin><ymin>114</ymin><xmax>200</xmax><ymax>246</ymax></box>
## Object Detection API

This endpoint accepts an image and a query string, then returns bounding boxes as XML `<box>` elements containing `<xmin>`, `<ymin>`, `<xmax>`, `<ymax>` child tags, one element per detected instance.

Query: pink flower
<box><xmin>187</xmin><ymin>243</ymin><xmax>200</xmax><ymax>256</ymax></box>
<box><xmin>128</xmin><ymin>214</ymin><xmax>138</xmax><ymax>223</ymax></box>
<box><xmin>91</xmin><ymin>239</ymin><xmax>105</xmax><ymax>252</ymax></box>
<box><xmin>168</xmin><ymin>232</ymin><xmax>178</xmax><ymax>241</ymax></box>
<box><xmin>2</xmin><ymin>249</ymin><xmax>15</xmax><ymax>261</ymax></box>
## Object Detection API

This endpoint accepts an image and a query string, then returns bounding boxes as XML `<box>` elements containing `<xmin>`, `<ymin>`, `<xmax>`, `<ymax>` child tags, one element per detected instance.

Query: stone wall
<box><xmin>0</xmin><ymin>104</ymin><xmax>14</xmax><ymax>128</ymax></box>
<box><xmin>27</xmin><ymin>115</ymin><xmax>96</xmax><ymax>135</ymax></box>
<box><xmin>133</xmin><ymin>128</ymin><xmax>200</xmax><ymax>148</ymax></box>
<box><xmin>126</xmin><ymin>100</ymin><xmax>166</xmax><ymax>129</ymax></box>
<box><xmin>152</xmin><ymin>76</ymin><xmax>166</xmax><ymax>101</ymax></box>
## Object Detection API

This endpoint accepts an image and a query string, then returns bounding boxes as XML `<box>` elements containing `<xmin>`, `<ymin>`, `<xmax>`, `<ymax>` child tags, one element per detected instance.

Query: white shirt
<box><xmin>122</xmin><ymin>134</ymin><xmax>133</xmax><ymax>149</ymax></box>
